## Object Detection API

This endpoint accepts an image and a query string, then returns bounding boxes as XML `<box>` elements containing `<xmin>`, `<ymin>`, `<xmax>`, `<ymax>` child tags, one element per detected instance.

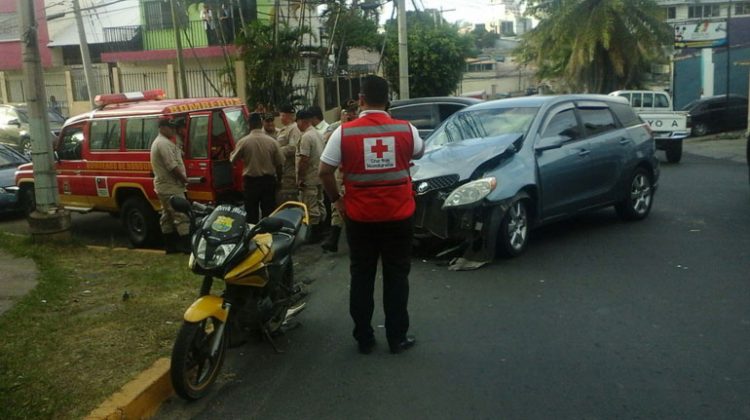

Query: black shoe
<box><xmin>321</xmin><ymin>225</ymin><xmax>341</xmax><ymax>253</ymax></box>
<box><xmin>176</xmin><ymin>234</ymin><xmax>192</xmax><ymax>255</ymax></box>
<box><xmin>357</xmin><ymin>338</ymin><xmax>376</xmax><ymax>355</ymax></box>
<box><xmin>389</xmin><ymin>336</ymin><xmax>416</xmax><ymax>354</ymax></box>
<box><xmin>163</xmin><ymin>232</ymin><xmax>179</xmax><ymax>254</ymax></box>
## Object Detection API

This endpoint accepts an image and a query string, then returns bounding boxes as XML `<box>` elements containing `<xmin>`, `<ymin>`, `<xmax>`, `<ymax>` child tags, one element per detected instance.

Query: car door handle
<box><xmin>618</xmin><ymin>138</ymin><xmax>630</xmax><ymax>145</ymax></box>
<box><xmin>578</xmin><ymin>149</ymin><xmax>590</xmax><ymax>157</ymax></box>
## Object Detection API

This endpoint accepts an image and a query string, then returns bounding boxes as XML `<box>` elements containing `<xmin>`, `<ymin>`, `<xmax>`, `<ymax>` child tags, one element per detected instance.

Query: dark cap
<box><xmin>158</xmin><ymin>117</ymin><xmax>178</xmax><ymax>128</ymax></box>
<box><xmin>279</xmin><ymin>103</ymin><xmax>296</xmax><ymax>114</ymax></box>
<box><xmin>263</xmin><ymin>112</ymin><xmax>276</xmax><ymax>121</ymax></box>
<box><xmin>344</xmin><ymin>99</ymin><xmax>358</xmax><ymax>113</ymax></box>
<box><xmin>248</xmin><ymin>112</ymin><xmax>263</xmax><ymax>124</ymax></box>
<box><xmin>296</xmin><ymin>109</ymin><xmax>313</xmax><ymax>120</ymax></box>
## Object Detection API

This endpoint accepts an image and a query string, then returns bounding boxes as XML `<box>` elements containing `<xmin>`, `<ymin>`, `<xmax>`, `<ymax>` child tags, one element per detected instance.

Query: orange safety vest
<box><xmin>340</xmin><ymin>112</ymin><xmax>415</xmax><ymax>222</ymax></box>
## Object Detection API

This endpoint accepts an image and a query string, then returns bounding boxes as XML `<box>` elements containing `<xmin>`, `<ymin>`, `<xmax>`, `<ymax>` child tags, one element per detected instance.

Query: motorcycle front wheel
<box><xmin>170</xmin><ymin>317</ymin><xmax>227</xmax><ymax>400</ymax></box>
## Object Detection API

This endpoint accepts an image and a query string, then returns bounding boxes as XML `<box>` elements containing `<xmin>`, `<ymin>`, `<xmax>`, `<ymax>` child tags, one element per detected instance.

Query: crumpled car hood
<box><xmin>411</xmin><ymin>134</ymin><xmax>521</xmax><ymax>181</ymax></box>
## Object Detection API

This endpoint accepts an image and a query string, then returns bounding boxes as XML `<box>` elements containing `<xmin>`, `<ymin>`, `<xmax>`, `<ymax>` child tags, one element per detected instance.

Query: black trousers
<box><xmin>345</xmin><ymin>217</ymin><xmax>413</xmax><ymax>344</ymax></box>
<box><xmin>243</xmin><ymin>175</ymin><xmax>277</xmax><ymax>224</ymax></box>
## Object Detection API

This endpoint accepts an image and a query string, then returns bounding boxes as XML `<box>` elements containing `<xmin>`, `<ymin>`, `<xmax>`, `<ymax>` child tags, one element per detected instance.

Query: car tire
<box><xmin>497</xmin><ymin>197</ymin><xmax>529</xmax><ymax>257</ymax></box>
<box><xmin>19</xmin><ymin>185</ymin><xmax>36</xmax><ymax>216</ymax></box>
<box><xmin>121</xmin><ymin>196</ymin><xmax>160</xmax><ymax>247</ymax></box>
<box><xmin>665</xmin><ymin>142</ymin><xmax>682</xmax><ymax>163</ymax></box>
<box><xmin>615</xmin><ymin>168</ymin><xmax>654</xmax><ymax>221</ymax></box>
<box><xmin>692</xmin><ymin>123</ymin><xmax>709</xmax><ymax>137</ymax></box>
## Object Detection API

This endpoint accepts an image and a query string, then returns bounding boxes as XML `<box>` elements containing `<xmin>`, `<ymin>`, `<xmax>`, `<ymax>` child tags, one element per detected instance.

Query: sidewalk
<box><xmin>683</xmin><ymin>131</ymin><xmax>748</xmax><ymax>164</ymax></box>
<box><xmin>0</xmin><ymin>248</ymin><xmax>38</xmax><ymax>316</ymax></box>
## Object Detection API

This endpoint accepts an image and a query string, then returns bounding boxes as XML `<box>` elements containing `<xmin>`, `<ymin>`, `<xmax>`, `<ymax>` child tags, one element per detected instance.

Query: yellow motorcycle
<box><xmin>168</xmin><ymin>197</ymin><xmax>310</xmax><ymax>400</ymax></box>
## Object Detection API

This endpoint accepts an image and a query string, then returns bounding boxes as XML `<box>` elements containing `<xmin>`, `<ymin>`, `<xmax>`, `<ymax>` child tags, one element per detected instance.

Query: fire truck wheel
<box><xmin>121</xmin><ymin>197</ymin><xmax>160</xmax><ymax>248</ymax></box>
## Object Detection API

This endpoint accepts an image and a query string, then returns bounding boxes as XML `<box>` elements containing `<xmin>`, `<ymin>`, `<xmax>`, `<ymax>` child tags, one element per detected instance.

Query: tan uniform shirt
<box><xmin>296</xmin><ymin>126</ymin><xmax>324</xmax><ymax>186</ymax></box>
<box><xmin>277</xmin><ymin>123</ymin><xmax>302</xmax><ymax>188</ymax></box>
<box><xmin>150</xmin><ymin>133</ymin><xmax>186</xmax><ymax>195</ymax></box>
<box><xmin>230</xmin><ymin>129</ymin><xmax>283</xmax><ymax>177</ymax></box>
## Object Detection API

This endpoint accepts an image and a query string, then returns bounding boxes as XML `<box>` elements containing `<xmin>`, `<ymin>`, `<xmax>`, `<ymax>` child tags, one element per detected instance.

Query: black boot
<box><xmin>176</xmin><ymin>234</ymin><xmax>192</xmax><ymax>255</ymax></box>
<box><xmin>163</xmin><ymin>232</ymin><xmax>179</xmax><ymax>254</ymax></box>
<box><xmin>307</xmin><ymin>224</ymin><xmax>324</xmax><ymax>244</ymax></box>
<box><xmin>321</xmin><ymin>225</ymin><xmax>341</xmax><ymax>253</ymax></box>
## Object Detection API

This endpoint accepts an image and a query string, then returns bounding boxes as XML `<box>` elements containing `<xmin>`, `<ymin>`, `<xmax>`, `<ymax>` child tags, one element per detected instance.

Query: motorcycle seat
<box><xmin>268</xmin><ymin>208</ymin><xmax>304</xmax><ymax>234</ymax></box>
<box><xmin>271</xmin><ymin>233</ymin><xmax>294</xmax><ymax>259</ymax></box>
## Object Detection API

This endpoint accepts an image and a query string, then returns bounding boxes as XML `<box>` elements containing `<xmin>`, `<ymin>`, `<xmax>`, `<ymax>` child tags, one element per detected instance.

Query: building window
<box><xmin>736</xmin><ymin>2</ymin><xmax>750</xmax><ymax>15</ymax></box>
<box><xmin>500</xmin><ymin>21</ymin><xmax>514</xmax><ymax>36</ymax></box>
<box><xmin>144</xmin><ymin>0</ymin><xmax>173</xmax><ymax>30</ymax></box>
<box><xmin>688</xmin><ymin>5</ymin><xmax>720</xmax><ymax>19</ymax></box>
<box><xmin>667</xmin><ymin>7</ymin><xmax>676</xmax><ymax>20</ymax></box>
<box><xmin>0</xmin><ymin>12</ymin><xmax>19</xmax><ymax>41</ymax></box>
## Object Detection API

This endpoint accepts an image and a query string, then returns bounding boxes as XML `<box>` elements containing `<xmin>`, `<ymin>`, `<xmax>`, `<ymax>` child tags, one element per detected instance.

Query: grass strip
<box><xmin>0</xmin><ymin>233</ymin><xmax>198</xmax><ymax>419</ymax></box>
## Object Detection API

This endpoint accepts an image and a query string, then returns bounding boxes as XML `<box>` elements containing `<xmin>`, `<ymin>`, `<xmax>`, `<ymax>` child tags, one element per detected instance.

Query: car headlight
<box><xmin>442</xmin><ymin>177</ymin><xmax>497</xmax><ymax>209</ymax></box>
<box><xmin>195</xmin><ymin>236</ymin><xmax>240</xmax><ymax>269</ymax></box>
<box><xmin>0</xmin><ymin>186</ymin><xmax>19</xmax><ymax>194</ymax></box>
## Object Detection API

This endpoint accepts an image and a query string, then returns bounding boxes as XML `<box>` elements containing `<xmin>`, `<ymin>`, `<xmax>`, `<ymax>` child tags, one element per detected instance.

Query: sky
<box><xmin>380</xmin><ymin>0</ymin><xmax>503</xmax><ymax>26</ymax></box>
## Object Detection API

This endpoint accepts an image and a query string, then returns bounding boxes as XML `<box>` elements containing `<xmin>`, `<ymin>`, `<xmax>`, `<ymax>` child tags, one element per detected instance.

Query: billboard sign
<box><xmin>674</xmin><ymin>20</ymin><xmax>728</xmax><ymax>49</ymax></box>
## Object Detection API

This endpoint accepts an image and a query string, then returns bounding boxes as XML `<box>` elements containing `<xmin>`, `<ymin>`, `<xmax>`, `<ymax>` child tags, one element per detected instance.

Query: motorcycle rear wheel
<box><xmin>171</xmin><ymin>317</ymin><xmax>227</xmax><ymax>400</ymax></box>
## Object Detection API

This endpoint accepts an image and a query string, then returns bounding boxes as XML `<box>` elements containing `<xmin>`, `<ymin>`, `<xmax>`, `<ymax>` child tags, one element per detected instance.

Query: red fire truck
<box><xmin>15</xmin><ymin>90</ymin><xmax>249</xmax><ymax>247</ymax></box>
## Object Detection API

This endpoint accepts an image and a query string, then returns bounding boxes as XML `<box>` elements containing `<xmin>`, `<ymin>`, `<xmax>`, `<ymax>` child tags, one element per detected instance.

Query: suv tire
<box><xmin>615</xmin><ymin>168</ymin><xmax>653</xmax><ymax>221</ymax></box>
<box><xmin>121</xmin><ymin>196</ymin><xmax>160</xmax><ymax>247</ymax></box>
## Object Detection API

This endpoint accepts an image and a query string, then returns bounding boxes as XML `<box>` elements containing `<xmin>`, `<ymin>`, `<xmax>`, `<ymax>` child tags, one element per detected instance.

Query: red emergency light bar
<box><xmin>94</xmin><ymin>89</ymin><xmax>166</xmax><ymax>108</ymax></box>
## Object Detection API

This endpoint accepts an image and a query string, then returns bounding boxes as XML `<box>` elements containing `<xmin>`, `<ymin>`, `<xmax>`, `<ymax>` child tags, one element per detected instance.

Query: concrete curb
<box><xmin>85</xmin><ymin>358</ymin><xmax>173</xmax><ymax>420</ymax></box>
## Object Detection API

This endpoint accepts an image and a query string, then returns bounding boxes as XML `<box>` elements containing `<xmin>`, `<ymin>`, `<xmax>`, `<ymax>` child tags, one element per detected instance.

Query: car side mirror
<box><xmin>8</xmin><ymin>118</ymin><xmax>20</xmax><ymax>127</ymax></box>
<box><xmin>535</xmin><ymin>135</ymin><xmax>568</xmax><ymax>152</ymax></box>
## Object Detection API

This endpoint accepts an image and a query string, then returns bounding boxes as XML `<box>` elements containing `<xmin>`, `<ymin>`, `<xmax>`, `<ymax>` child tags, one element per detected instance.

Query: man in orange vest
<box><xmin>319</xmin><ymin>75</ymin><xmax>424</xmax><ymax>354</ymax></box>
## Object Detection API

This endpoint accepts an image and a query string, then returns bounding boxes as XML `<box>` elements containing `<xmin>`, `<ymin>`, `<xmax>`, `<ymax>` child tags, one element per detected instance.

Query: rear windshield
<box><xmin>428</xmin><ymin>106</ymin><xmax>538</xmax><ymax>148</ymax></box>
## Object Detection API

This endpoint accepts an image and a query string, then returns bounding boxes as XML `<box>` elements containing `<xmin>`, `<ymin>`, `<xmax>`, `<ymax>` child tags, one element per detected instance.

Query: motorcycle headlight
<box><xmin>194</xmin><ymin>236</ymin><xmax>242</xmax><ymax>269</ymax></box>
<box><xmin>442</xmin><ymin>177</ymin><xmax>497</xmax><ymax>209</ymax></box>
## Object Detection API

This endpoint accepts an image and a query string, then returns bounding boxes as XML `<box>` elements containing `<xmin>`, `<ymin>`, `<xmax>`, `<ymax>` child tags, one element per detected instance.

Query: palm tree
<box><xmin>517</xmin><ymin>0</ymin><xmax>672</xmax><ymax>93</ymax></box>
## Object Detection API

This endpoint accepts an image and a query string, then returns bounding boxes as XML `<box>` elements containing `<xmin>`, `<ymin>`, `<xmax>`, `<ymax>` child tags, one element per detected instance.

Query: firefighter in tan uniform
<box><xmin>276</xmin><ymin>104</ymin><xmax>302</xmax><ymax>203</ymax></box>
<box><xmin>295</xmin><ymin>109</ymin><xmax>326</xmax><ymax>243</ymax></box>
<box><xmin>150</xmin><ymin>118</ymin><xmax>190</xmax><ymax>254</ymax></box>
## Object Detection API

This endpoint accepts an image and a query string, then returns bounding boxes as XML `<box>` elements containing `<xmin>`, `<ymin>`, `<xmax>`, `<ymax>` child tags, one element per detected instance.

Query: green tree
<box><xmin>515</xmin><ymin>0</ymin><xmax>672</xmax><ymax>93</ymax></box>
<box><xmin>321</xmin><ymin>1</ymin><xmax>383</xmax><ymax>70</ymax></box>
<box><xmin>471</xmin><ymin>26</ymin><xmax>500</xmax><ymax>50</ymax></box>
<box><xmin>383</xmin><ymin>12</ymin><xmax>473</xmax><ymax>97</ymax></box>
<box><xmin>236</xmin><ymin>20</ymin><xmax>311</xmax><ymax>110</ymax></box>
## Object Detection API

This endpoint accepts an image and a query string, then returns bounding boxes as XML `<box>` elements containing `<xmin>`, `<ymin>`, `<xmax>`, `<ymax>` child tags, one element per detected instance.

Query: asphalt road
<box><xmin>150</xmin><ymin>151</ymin><xmax>749</xmax><ymax>419</ymax></box>
<box><xmin>0</xmin><ymin>143</ymin><xmax>747</xmax><ymax>419</ymax></box>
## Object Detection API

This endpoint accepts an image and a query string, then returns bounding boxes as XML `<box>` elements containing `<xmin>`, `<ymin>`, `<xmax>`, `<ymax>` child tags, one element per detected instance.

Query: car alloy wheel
<box><xmin>615</xmin><ymin>168</ymin><xmax>653</xmax><ymax>221</ymax></box>
<box><xmin>498</xmin><ymin>197</ymin><xmax>529</xmax><ymax>257</ymax></box>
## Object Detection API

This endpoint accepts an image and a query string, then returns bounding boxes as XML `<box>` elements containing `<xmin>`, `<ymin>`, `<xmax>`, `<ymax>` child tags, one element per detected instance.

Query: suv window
<box><xmin>578</xmin><ymin>107</ymin><xmax>617</xmax><ymax>136</ymax></box>
<box><xmin>189</xmin><ymin>115</ymin><xmax>209</xmax><ymax>159</ymax></box>
<box><xmin>58</xmin><ymin>126</ymin><xmax>85</xmax><ymax>160</ymax></box>
<box><xmin>631</xmin><ymin>93</ymin><xmax>642</xmax><ymax>108</ymax></box>
<box><xmin>655</xmin><ymin>94</ymin><xmax>670</xmax><ymax>108</ymax></box>
<box><xmin>609</xmin><ymin>102</ymin><xmax>641</xmax><ymax>127</ymax></box>
<box><xmin>642</xmin><ymin>93</ymin><xmax>653</xmax><ymax>108</ymax></box>
<box><xmin>541</xmin><ymin>108</ymin><xmax>580</xmax><ymax>140</ymax></box>
<box><xmin>125</xmin><ymin>117</ymin><xmax>160</xmax><ymax>150</ymax></box>
<box><xmin>89</xmin><ymin>119</ymin><xmax>121</xmax><ymax>150</ymax></box>
<box><xmin>390</xmin><ymin>104</ymin><xmax>434</xmax><ymax>130</ymax></box>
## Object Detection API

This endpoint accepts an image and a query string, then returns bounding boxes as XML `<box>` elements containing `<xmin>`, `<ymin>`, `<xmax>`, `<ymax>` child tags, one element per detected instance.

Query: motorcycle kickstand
<box><xmin>261</xmin><ymin>324</ymin><xmax>284</xmax><ymax>354</ymax></box>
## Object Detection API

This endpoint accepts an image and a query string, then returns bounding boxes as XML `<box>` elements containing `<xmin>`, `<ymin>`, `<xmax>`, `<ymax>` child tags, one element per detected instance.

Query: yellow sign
<box><xmin>165</xmin><ymin>98</ymin><xmax>243</xmax><ymax>114</ymax></box>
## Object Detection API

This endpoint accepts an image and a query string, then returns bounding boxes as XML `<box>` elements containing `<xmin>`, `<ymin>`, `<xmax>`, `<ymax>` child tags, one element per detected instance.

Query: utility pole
<box><xmin>170</xmin><ymin>0</ymin><xmax>189</xmax><ymax>98</ymax></box>
<box><xmin>72</xmin><ymin>0</ymin><xmax>97</xmax><ymax>107</ymax></box>
<box><xmin>396</xmin><ymin>0</ymin><xmax>409</xmax><ymax>99</ymax></box>
<box><xmin>17</xmin><ymin>0</ymin><xmax>71</xmax><ymax>240</ymax></box>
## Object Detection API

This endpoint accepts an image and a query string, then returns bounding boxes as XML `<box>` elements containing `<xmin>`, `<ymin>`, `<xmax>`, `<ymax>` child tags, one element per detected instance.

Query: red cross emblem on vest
<box><xmin>370</xmin><ymin>139</ymin><xmax>389</xmax><ymax>158</ymax></box>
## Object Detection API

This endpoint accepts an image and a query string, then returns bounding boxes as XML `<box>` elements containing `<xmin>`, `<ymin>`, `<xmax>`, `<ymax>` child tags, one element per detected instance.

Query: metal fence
<box><xmin>70</xmin><ymin>69</ymin><xmax>113</xmax><ymax>101</ymax></box>
<box><xmin>121</xmin><ymin>71</ymin><xmax>169</xmax><ymax>93</ymax></box>
<box><xmin>185</xmin><ymin>68</ymin><xmax>234</xmax><ymax>98</ymax></box>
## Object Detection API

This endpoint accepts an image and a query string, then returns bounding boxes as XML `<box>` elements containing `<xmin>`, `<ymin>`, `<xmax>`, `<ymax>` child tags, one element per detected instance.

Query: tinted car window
<box><xmin>58</xmin><ymin>127</ymin><xmax>84</xmax><ymax>160</ymax></box>
<box><xmin>642</xmin><ymin>93</ymin><xmax>653</xmax><ymax>108</ymax></box>
<box><xmin>541</xmin><ymin>108</ymin><xmax>580</xmax><ymax>140</ymax></box>
<box><xmin>89</xmin><ymin>119</ymin><xmax>121</xmax><ymax>150</ymax></box>
<box><xmin>439</xmin><ymin>104</ymin><xmax>466</xmax><ymax>121</ymax></box>
<box><xmin>390</xmin><ymin>104</ymin><xmax>434</xmax><ymax>130</ymax></box>
<box><xmin>125</xmin><ymin>117</ymin><xmax>159</xmax><ymax>150</ymax></box>
<box><xmin>189</xmin><ymin>115</ymin><xmax>209</xmax><ymax>159</ymax></box>
<box><xmin>655</xmin><ymin>94</ymin><xmax>670</xmax><ymax>108</ymax></box>
<box><xmin>578</xmin><ymin>107</ymin><xmax>617</xmax><ymax>136</ymax></box>
<box><xmin>609</xmin><ymin>102</ymin><xmax>641</xmax><ymax>127</ymax></box>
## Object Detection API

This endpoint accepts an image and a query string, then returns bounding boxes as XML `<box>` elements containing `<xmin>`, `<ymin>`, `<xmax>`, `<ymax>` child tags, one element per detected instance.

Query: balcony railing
<box><xmin>102</xmin><ymin>20</ymin><xmax>234</xmax><ymax>53</ymax></box>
